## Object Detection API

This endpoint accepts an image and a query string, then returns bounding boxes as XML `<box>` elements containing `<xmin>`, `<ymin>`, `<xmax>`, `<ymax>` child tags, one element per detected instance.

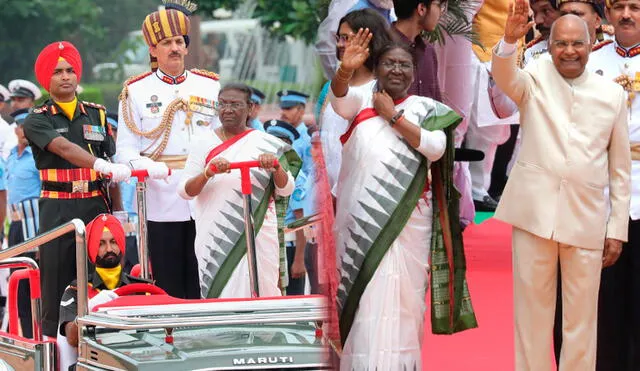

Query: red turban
<box><xmin>85</xmin><ymin>214</ymin><xmax>126</xmax><ymax>264</ymax></box>
<box><xmin>34</xmin><ymin>41</ymin><xmax>83</xmax><ymax>92</ymax></box>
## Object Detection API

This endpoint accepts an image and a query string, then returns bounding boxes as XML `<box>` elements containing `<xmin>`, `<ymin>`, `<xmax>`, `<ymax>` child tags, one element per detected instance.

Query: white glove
<box><xmin>93</xmin><ymin>158</ymin><xmax>132</xmax><ymax>182</ymax></box>
<box><xmin>88</xmin><ymin>289</ymin><xmax>119</xmax><ymax>311</ymax></box>
<box><xmin>131</xmin><ymin>157</ymin><xmax>170</xmax><ymax>180</ymax></box>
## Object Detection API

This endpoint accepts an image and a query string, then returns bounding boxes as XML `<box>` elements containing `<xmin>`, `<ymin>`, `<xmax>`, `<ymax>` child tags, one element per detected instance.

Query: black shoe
<box><xmin>474</xmin><ymin>195</ymin><xmax>499</xmax><ymax>212</ymax></box>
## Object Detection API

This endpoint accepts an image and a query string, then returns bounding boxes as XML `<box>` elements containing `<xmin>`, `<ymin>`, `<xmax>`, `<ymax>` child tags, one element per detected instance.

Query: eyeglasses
<box><xmin>551</xmin><ymin>40</ymin><xmax>587</xmax><ymax>50</ymax></box>
<box><xmin>216</xmin><ymin>102</ymin><xmax>248</xmax><ymax>111</ymax></box>
<box><xmin>334</xmin><ymin>33</ymin><xmax>354</xmax><ymax>44</ymax></box>
<box><xmin>380</xmin><ymin>61</ymin><xmax>414</xmax><ymax>71</ymax></box>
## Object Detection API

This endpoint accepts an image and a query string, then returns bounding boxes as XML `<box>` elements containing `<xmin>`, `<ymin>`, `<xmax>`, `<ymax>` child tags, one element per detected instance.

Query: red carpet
<box><xmin>422</xmin><ymin>218</ymin><xmax>514</xmax><ymax>370</ymax></box>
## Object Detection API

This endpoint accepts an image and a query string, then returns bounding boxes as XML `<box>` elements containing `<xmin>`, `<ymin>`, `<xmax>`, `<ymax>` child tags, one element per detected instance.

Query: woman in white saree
<box><xmin>330</xmin><ymin>30</ymin><xmax>477</xmax><ymax>370</ymax></box>
<box><xmin>178</xmin><ymin>83</ymin><xmax>300</xmax><ymax>299</ymax></box>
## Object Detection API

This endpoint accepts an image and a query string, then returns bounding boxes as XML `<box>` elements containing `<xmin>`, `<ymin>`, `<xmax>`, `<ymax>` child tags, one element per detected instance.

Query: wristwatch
<box><xmin>390</xmin><ymin>109</ymin><xmax>405</xmax><ymax>126</ymax></box>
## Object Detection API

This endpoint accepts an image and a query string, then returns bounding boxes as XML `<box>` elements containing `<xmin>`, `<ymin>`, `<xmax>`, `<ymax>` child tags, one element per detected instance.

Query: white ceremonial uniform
<box><xmin>523</xmin><ymin>37</ymin><xmax>549</xmax><ymax>64</ymax></box>
<box><xmin>588</xmin><ymin>37</ymin><xmax>640</xmax><ymax>371</ymax></box>
<box><xmin>589</xmin><ymin>41</ymin><xmax>640</xmax><ymax>219</ymax></box>
<box><xmin>116</xmin><ymin>69</ymin><xmax>221</xmax><ymax>222</ymax></box>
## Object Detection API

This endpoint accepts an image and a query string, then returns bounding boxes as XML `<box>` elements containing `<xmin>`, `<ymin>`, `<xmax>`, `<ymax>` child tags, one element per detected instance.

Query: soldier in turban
<box><xmin>23</xmin><ymin>41</ymin><xmax>131</xmax><ymax>337</ymax></box>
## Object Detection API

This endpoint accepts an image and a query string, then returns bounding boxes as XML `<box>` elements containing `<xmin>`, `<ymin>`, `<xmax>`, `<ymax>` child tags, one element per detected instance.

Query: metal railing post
<box><xmin>0</xmin><ymin>219</ymin><xmax>86</xmax><ymax>345</ymax></box>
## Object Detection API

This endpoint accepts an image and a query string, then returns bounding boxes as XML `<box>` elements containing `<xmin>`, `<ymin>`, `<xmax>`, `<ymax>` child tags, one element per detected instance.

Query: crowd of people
<box><xmin>0</xmin><ymin>0</ymin><xmax>638</xmax><ymax>369</ymax></box>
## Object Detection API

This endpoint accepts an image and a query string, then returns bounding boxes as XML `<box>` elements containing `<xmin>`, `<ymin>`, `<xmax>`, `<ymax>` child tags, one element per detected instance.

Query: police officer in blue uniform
<box><xmin>277</xmin><ymin>90</ymin><xmax>312</xmax><ymax>176</ymax></box>
<box><xmin>6</xmin><ymin>111</ymin><xmax>41</xmax><ymax>338</ymax></box>
<box><xmin>248</xmin><ymin>87</ymin><xmax>266</xmax><ymax>131</ymax></box>
<box><xmin>264</xmin><ymin>119</ymin><xmax>308</xmax><ymax>295</ymax></box>
<box><xmin>277</xmin><ymin>90</ymin><xmax>314</xmax><ymax>295</ymax></box>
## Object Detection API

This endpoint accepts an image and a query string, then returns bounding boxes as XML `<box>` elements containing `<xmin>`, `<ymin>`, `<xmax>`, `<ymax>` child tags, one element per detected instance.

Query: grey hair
<box><xmin>549</xmin><ymin>14</ymin><xmax>591</xmax><ymax>45</ymax></box>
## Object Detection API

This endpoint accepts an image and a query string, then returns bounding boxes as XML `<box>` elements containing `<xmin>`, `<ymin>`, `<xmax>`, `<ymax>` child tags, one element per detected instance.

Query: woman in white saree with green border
<box><xmin>330</xmin><ymin>30</ymin><xmax>477</xmax><ymax>370</ymax></box>
<box><xmin>179</xmin><ymin>84</ymin><xmax>301</xmax><ymax>299</ymax></box>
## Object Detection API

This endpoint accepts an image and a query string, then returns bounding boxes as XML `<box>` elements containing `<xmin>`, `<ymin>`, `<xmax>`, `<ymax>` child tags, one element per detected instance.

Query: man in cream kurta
<box><xmin>492</xmin><ymin>6</ymin><xmax>631</xmax><ymax>371</ymax></box>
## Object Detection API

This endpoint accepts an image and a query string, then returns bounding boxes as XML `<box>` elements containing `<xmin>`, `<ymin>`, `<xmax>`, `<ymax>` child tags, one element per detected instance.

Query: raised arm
<box><xmin>329</xmin><ymin>28</ymin><xmax>372</xmax><ymax>120</ymax></box>
<box><xmin>491</xmin><ymin>0</ymin><xmax>535</xmax><ymax>106</ymax></box>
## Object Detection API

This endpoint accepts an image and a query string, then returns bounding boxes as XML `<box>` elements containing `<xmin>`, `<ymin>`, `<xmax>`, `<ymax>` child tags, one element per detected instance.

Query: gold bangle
<box><xmin>334</xmin><ymin>74</ymin><xmax>351</xmax><ymax>83</ymax></box>
<box><xmin>203</xmin><ymin>167</ymin><xmax>212</xmax><ymax>180</ymax></box>
<box><xmin>336</xmin><ymin>67</ymin><xmax>354</xmax><ymax>81</ymax></box>
<box><xmin>337</xmin><ymin>66</ymin><xmax>354</xmax><ymax>75</ymax></box>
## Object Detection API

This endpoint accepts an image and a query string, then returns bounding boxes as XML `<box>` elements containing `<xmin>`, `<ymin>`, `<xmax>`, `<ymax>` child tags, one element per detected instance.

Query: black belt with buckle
<box><xmin>41</xmin><ymin>180</ymin><xmax>102</xmax><ymax>193</ymax></box>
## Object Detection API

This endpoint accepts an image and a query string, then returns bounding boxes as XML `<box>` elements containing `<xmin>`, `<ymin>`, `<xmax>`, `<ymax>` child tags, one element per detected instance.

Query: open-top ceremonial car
<box><xmin>0</xmin><ymin>165</ymin><xmax>333</xmax><ymax>370</ymax></box>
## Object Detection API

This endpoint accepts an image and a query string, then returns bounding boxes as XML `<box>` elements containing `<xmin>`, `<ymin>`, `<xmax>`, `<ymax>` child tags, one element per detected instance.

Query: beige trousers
<box><xmin>512</xmin><ymin>227</ymin><xmax>603</xmax><ymax>371</ymax></box>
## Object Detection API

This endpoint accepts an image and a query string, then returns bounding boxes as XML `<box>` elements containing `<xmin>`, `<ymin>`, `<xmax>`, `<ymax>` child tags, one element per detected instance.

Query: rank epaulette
<box><xmin>592</xmin><ymin>39</ymin><xmax>613</xmax><ymax>52</ymax></box>
<box><xmin>82</xmin><ymin>101</ymin><xmax>106</xmax><ymax>110</ymax></box>
<box><xmin>525</xmin><ymin>35</ymin><xmax>544</xmax><ymax>50</ymax></box>
<box><xmin>123</xmin><ymin>71</ymin><xmax>153</xmax><ymax>87</ymax></box>
<box><xmin>32</xmin><ymin>105</ymin><xmax>48</xmax><ymax>114</ymax></box>
<box><xmin>190</xmin><ymin>68</ymin><xmax>220</xmax><ymax>81</ymax></box>
<box><xmin>601</xmin><ymin>24</ymin><xmax>615</xmax><ymax>36</ymax></box>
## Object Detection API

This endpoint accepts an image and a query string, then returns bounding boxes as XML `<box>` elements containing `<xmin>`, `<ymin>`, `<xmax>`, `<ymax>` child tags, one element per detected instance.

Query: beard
<box><xmin>95</xmin><ymin>252</ymin><xmax>121</xmax><ymax>269</ymax></box>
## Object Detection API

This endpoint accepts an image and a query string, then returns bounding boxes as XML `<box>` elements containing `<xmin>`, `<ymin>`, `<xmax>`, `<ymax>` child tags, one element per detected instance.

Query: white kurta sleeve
<box><xmin>274</xmin><ymin>171</ymin><xmax>295</xmax><ymax>197</ymax></box>
<box><xmin>402</xmin><ymin>97</ymin><xmax>450</xmax><ymax>162</ymax></box>
<box><xmin>494</xmin><ymin>39</ymin><xmax>518</xmax><ymax>57</ymax></box>
<box><xmin>492</xmin><ymin>38</ymin><xmax>534</xmax><ymax>107</ymax></box>
<box><xmin>177</xmin><ymin>138</ymin><xmax>208</xmax><ymax>200</ymax></box>
<box><xmin>416</xmin><ymin>129</ymin><xmax>447</xmax><ymax>162</ymax></box>
<box><xmin>329</xmin><ymin>85</ymin><xmax>366</xmax><ymax>121</ymax></box>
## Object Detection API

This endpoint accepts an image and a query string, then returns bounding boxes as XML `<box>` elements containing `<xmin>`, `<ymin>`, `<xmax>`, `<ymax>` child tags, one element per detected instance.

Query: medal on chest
<box><xmin>83</xmin><ymin>125</ymin><xmax>106</xmax><ymax>141</ymax></box>
<box><xmin>185</xmin><ymin>95</ymin><xmax>216</xmax><ymax>130</ymax></box>
<box><xmin>145</xmin><ymin>95</ymin><xmax>163</xmax><ymax>114</ymax></box>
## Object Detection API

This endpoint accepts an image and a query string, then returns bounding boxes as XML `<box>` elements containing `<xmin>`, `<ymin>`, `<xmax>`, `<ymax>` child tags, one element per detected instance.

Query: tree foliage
<box><xmin>197</xmin><ymin>0</ymin><xmax>332</xmax><ymax>44</ymax></box>
<box><xmin>0</xmin><ymin>0</ymin><xmax>158</xmax><ymax>83</ymax></box>
<box><xmin>426</xmin><ymin>0</ymin><xmax>478</xmax><ymax>46</ymax></box>
<box><xmin>0</xmin><ymin>0</ymin><xmax>102</xmax><ymax>82</ymax></box>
